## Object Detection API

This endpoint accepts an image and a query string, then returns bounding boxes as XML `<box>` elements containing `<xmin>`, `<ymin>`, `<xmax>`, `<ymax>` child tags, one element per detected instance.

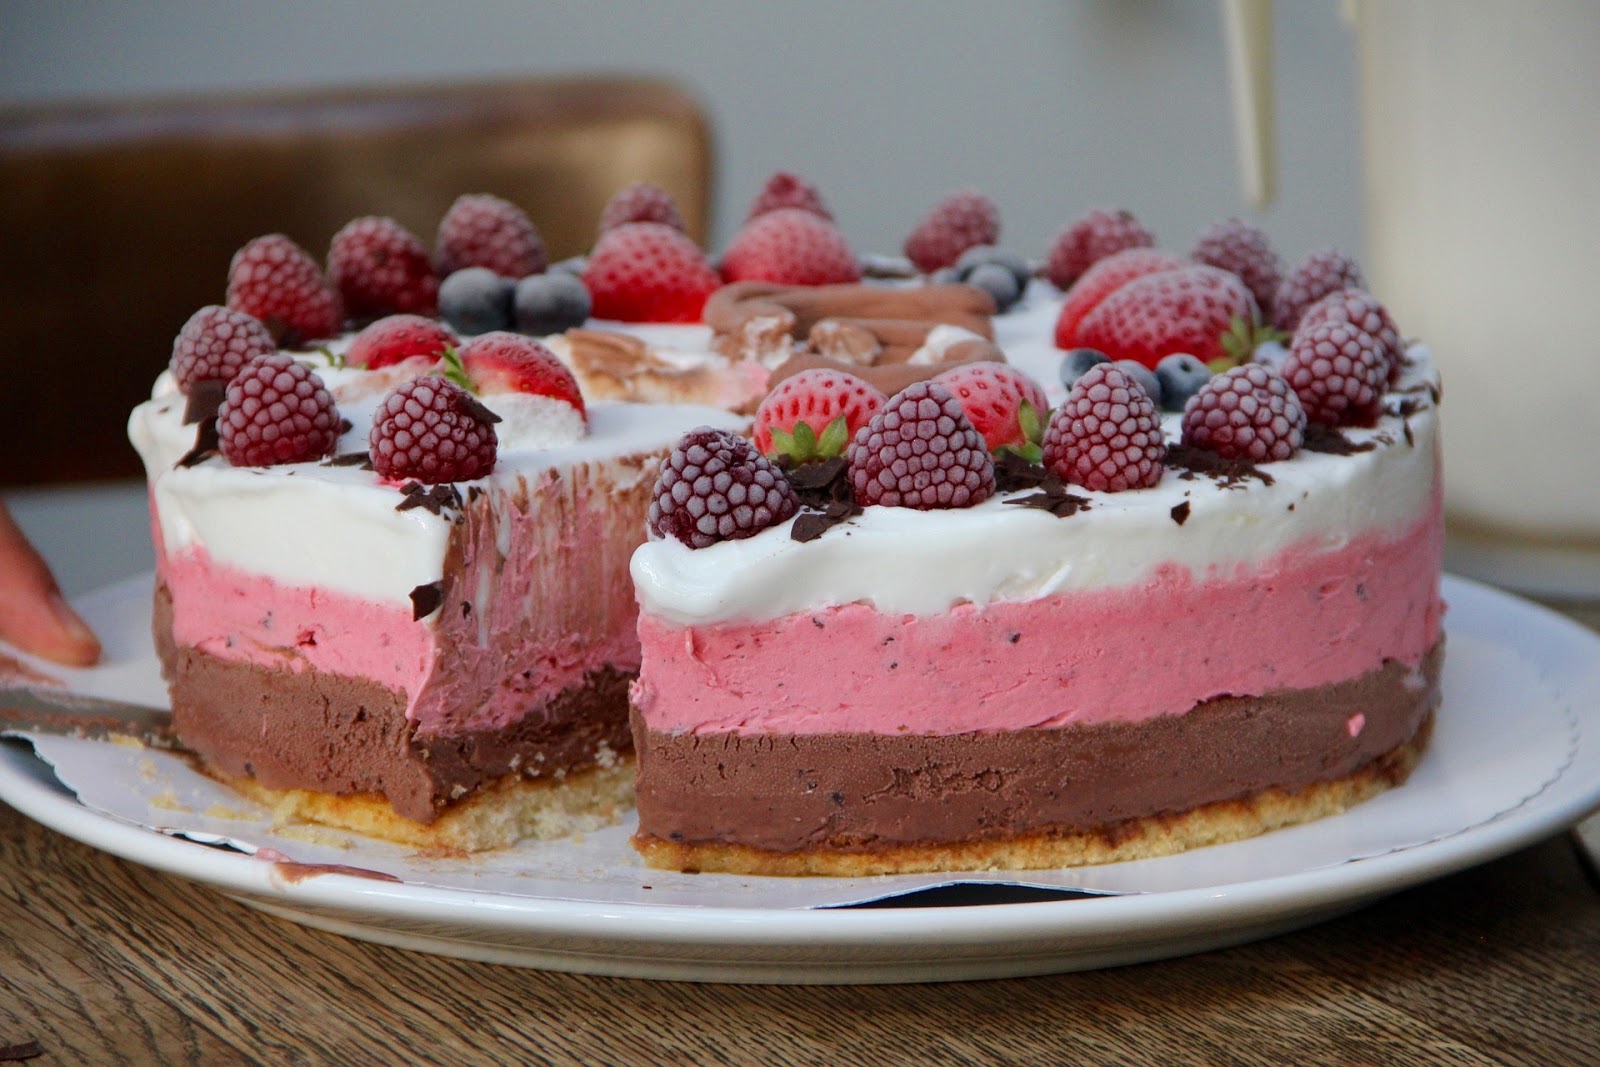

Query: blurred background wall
<box><xmin>1</xmin><ymin>0</ymin><xmax>1361</xmax><ymax>262</ymax></box>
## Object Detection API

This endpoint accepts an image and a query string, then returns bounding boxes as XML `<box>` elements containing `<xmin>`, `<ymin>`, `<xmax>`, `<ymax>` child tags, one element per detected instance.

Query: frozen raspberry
<box><xmin>598</xmin><ymin>181</ymin><xmax>686</xmax><ymax>234</ymax></box>
<box><xmin>1046</xmin><ymin>208</ymin><xmax>1156</xmax><ymax>290</ymax></box>
<box><xmin>1272</xmin><ymin>248</ymin><xmax>1363</xmax><ymax>332</ymax></box>
<box><xmin>1190</xmin><ymin>217</ymin><xmax>1282</xmax><ymax>320</ymax></box>
<box><xmin>170</xmin><ymin>305</ymin><xmax>277</xmax><ymax>395</ymax></box>
<box><xmin>328</xmin><ymin>216</ymin><xmax>439</xmax><ymax>319</ymax></box>
<box><xmin>226</xmin><ymin>234</ymin><xmax>343</xmax><ymax>347</ymax></box>
<box><xmin>648</xmin><ymin>427</ymin><xmax>799</xmax><ymax>549</ymax></box>
<box><xmin>435</xmin><ymin>194</ymin><xmax>547</xmax><ymax>278</ymax></box>
<box><xmin>1180</xmin><ymin>363</ymin><xmax>1306</xmax><ymax>462</ymax></box>
<box><xmin>1297</xmin><ymin>288</ymin><xmax>1404</xmax><ymax>383</ymax></box>
<box><xmin>369</xmin><ymin>375</ymin><xmax>500</xmax><ymax>483</ymax></box>
<box><xmin>720</xmin><ymin>208</ymin><xmax>861</xmax><ymax>287</ymax></box>
<box><xmin>583</xmin><ymin>222</ymin><xmax>720</xmax><ymax>323</ymax></box>
<box><xmin>1282</xmin><ymin>320</ymin><xmax>1387</xmax><ymax>427</ymax></box>
<box><xmin>753</xmin><ymin>368</ymin><xmax>886</xmax><ymax>462</ymax></box>
<box><xmin>346</xmin><ymin>314</ymin><xmax>456</xmax><ymax>370</ymax></box>
<box><xmin>1041</xmin><ymin>363</ymin><xmax>1166</xmax><ymax>492</ymax></box>
<box><xmin>747</xmin><ymin>170</ymin><xmax>832</xmax><ymax>221</ymax></box>
<box><xmin>1052</xmin><ymin>247</ymin><xmax>1186</xmax><ymax>350</ymax></box>
<box><xmin>903</xmin><ymin>190</ymin><xmax>1001</xmax><ymax>274</ymax></box>
<box><xmin>846</xmin><ymin>381</ymin><xmax>996</xmax><ymax>509</ymax></box>
<box><xmin>217</xmin><ymin>354</ymin><xmax>340</xmax><ymax>467</ymax></box>
<box><xmin>932</xmin><ymin>361</ymin><xmax>1050</xmax><ymax>458</ymax></box>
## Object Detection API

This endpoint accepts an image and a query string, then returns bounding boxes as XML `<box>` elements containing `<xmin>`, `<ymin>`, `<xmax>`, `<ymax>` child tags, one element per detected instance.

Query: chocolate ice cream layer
<box><xmin>153</xmin><ymin>582</ymin><xmax>632</xmax><ymax>823</ymax></box>
<box><xmin>633</xmin><ymin>643</ymin><xmax>1443</xmax><ymax>854</ymax></box>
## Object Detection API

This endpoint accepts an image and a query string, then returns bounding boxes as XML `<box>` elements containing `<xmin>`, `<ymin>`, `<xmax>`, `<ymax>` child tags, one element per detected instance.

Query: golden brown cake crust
<box><xmin>215</xmin><ymin>757</ymin><xmax>635</xmax><ymax>854</ymax></box>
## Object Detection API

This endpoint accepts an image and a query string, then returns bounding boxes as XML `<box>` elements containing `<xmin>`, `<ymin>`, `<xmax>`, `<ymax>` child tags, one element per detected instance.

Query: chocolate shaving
<box><xmin>324</xmin><ymin>451</ymin><xmax>374</xmax><ymax>468</ymax></box>
<box><xmin>1003</xmin><ymin>472</ymin><xmax>1092</xmax><ymax>518</ymax></box>
<box><xmin>1302</xmin><ymin>423</ymin><xmax>1376</xmax><ymax>456</ymax></box>
<box><xmin>175</xmin><ymin>417</ymin><xmax>220</xmax><ymax>468</ymax></box>
<box><xmin>338</xmin><ymin>416</ymin><xmax>353</xmax><ymax>434</ymax></box>
<box><xmin>0</xmin><ymin>1041</ymin><xmax>44</xmax><ymax>1063</ymax></box>
<box><xmin>781</xmin><ymin>457</ymin><xmax>857</xmax><ymax>513</ymax></box>
<box><xmin>792</xmin><ymin>499</ymin><xmax>862</xmax><ymax>543</ymax></box>
<box><xmin>182</xmin><ymin>379</ymin><xmax>226</xmax><ymax>425</ymax></box>
<box><xmin>994</xmin><ymin>451</ymin><xmax>1056</xmax><ymax>493</ymax></box>
<box><xmin>456</xmin><ymin>391</ymin><xmax>502</xmax><ymax>425</ymax></box>
<box><xmin>409</xmin><ymin>582</ymin><xmax>443</xmax><ymax>620</ymax></box>
<box><xmin>1170</xmin><ymin>500</ymin><xmax>1191</xmax><ymax>526</ymax></box>
<box><xmin>1165</xmin><ymin>444</ymin><xmax>1274</xmax><ymax>488</ymax></box>
<box><xmin>1403</xmin><ymin>419</ymin><xmax>1414</xmax><ymax>446</ymax></box>
<box><xmin>1387</xmin><ymin>396</ymin><xmax>1426</xmax><ymax>419</ymax></box>
<box><xmin>395</xmin><ymin>481</ymin><xmax>462</xmax><ymax>515</ymax></box>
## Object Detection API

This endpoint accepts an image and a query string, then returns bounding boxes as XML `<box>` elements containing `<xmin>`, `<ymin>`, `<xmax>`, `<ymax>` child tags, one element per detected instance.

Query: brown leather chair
<box><xmin>0</xmin><ymin>76</ymin><xmax>714</xmax><ymax>486</ymax></box>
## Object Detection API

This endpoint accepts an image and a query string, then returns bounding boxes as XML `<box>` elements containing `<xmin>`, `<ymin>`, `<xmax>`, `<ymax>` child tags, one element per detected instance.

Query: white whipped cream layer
<box><xmin>129</xmin><ymin>354</ymin><xmax>744</xmax><ymax>606</ymax></box>
<box><xmin>632</xmin><ymin>349</ymin><xmax>1441</xmax><ymax>625</ymax></box>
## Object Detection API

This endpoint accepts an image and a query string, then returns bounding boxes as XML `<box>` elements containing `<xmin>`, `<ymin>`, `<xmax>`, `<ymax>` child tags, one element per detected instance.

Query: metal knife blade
<box><xmin>0</xmin><ymin>687</ymin><xmax>181</xmax><ymax>750</ymax></box>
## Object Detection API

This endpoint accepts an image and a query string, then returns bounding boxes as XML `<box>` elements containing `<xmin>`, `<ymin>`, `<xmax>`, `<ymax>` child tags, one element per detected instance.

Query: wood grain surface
<box><xmin>3</xmin><ymin>603</ymin><xmax>1598</xmax><ymax>1066</ymax></box>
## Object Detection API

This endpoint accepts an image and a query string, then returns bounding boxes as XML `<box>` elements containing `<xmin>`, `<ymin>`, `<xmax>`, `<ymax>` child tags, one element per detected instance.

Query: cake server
<box><xmin>0</xmin><ymin>687</ymin><xmax>180</xmax><ymax>750</ymax></box>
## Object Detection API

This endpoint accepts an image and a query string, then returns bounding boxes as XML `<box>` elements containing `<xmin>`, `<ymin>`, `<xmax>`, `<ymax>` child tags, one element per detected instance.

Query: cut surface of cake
<box><xmin>131</xmin><ymin>333</ymin><xmax>741</xmax><ymax>851</ymax></box>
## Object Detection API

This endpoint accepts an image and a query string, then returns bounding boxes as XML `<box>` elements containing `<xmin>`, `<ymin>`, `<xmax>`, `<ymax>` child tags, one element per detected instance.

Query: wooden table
<box><xmin>3</xmin><ymin>600</ymin><xmax>1598</xmax><ymax>1065</ymax></box>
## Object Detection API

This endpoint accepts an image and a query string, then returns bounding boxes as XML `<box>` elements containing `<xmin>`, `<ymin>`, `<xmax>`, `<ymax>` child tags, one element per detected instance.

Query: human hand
<box><xmin>0</xmin><ymin>503</ymin><xmax>101</xmax><ymax>667</ymax></box>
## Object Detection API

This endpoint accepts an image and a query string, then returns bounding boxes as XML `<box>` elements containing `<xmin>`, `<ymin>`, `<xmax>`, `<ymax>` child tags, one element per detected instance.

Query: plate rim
<box><xmin>3</xmin><ymin>574</ymin><xmax>1598</xmax><ymax>958</ymax></box>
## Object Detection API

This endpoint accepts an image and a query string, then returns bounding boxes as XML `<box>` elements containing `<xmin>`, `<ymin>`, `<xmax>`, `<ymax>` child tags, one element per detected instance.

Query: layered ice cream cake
<box><xmin>627</xmin><ymin>205</ymin><xmax>1445</xmax><ymax>875</ymax></box>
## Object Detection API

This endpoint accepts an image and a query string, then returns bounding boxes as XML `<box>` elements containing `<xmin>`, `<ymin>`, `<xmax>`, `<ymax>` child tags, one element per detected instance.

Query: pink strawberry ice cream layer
<box><xmin>156</xmin><ymin>458</ymin><xmax>648</xmax><ymax>738</ymax></box>
<box><xmin>632</xmin><ymin>498</ymin><xmax>1444</xmax><ymax>736</ymax></box>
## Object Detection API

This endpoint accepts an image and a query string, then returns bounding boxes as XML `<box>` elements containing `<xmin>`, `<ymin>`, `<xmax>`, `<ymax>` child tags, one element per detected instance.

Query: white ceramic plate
<box><xmin>3</xmin><ymin>575</ymin><xmax>1598</xmax><ymax>984</ymax></box>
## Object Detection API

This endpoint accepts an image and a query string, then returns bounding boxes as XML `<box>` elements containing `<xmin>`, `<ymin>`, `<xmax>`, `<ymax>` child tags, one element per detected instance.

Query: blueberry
<box><xmin>439</xmin><ymin>267</ymin><xmax>513</xmax><ymax>335</ymax></box>
<box><xmin>965</xmin><ymin>262</ymin><xmax>1022</xmax><ymax>313</ymax></box>
<box><xmin>955</xmin><ymin>245</ymin><xmax>1032</xmax><ymax>292</ymax></box>
<box><xmin>1114</xmin><ymin>359</ymin><xmax>1163</xmax><ymax>407</ymax></box>
<box><xmin>1252</xmin><ymin>340</ymin><xmax>1290</xmax><ymax>373</ymax></box>
<box><xmin>1154</xmin><ymin>353</ymin><xmax>1213</xmax><ymax>412</ymax></box>
<box><xmin>548</xmin><ymin>255</ymin><xmax>588</xmax><ymax>277</ymax></box>
<box><xmin>1060</xmin><ymin>347</ymin><xmax>1109</xmax><ymax>390</ymax></box>
<box><xmin>929</xmin><ymin>266</ymin><xmax>962</xmax><ymax>286</ymax></box>
<box><xmin>514</xmin><ymin>271</ymin><xmax>592</xmax><ymax>336</ymax></box>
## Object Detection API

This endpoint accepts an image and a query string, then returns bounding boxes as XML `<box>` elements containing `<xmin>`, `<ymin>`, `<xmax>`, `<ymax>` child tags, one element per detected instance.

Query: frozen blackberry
<box><xmin>1181</xmin><ymin>363</ymin><xmax>1306</xmax><ymax>462</ymax></box>
<box><xmin>846</xmin><ymin>381</ymin><xmax>995</xmax><ymax>509</ymax></box>
<box><xmin>369</xmin><ymin>375</ymin><xmax>500</xmax><ymax>483</ymax></box>
<box><xmin>1042</xmin><ymin>363</ymin><xmax>1166</xmax><ymax>492</ymax></box>
<box><xmin>217</xmin><ymin>354</ymin><xmax>340</xmax><ymax>467</ymax></box>
<box><xmin>649</xmin><ymin>427</ymin><xmax>799</xmax><ymax>548</ymax></box>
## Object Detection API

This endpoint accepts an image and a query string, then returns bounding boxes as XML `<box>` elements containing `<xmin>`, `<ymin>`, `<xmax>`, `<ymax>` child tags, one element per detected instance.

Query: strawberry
<box><xmin>455</xmin><ymin>332</ymin><xmax>586</xmax><ymax>419</ymax></box>
<box><xmin>1052</xmin><ymin>247</ymin><xmax>1186</xmax><ymax>349</ymax></box>
<box><xmin>226</xmin><ymin>234</ymin><xmax>343</xmax><ymax>347</ymax></box>
<box><xmin>1074</xmin><ymin>264</ymin><xmax>1261</xmax><ymax>370</ymax></box>
<box><xmin>582</xmin><ymin>222</ymin><xmax>720</xmax><ymax>323</ymax></box>
<box><xmin>346</xmin><ymin>314</ymin><xmax>457</xmax><ymax>370</ymax></box>
<box><xmin>753</xmin><ymin>368</ymin><xmax>886</xmax><ymax>462</ymax></box>
<box><xmin>747</xmin><ymin>170</ymin><xmax>832</xmax><ymax>221</ymax></box>
<box><xmin>327</xmin><ymin>216</ymin><xmax>439</xmax><ymax>319</ymax></box>
<box><xmin>720</xmin><ymin>208</ymin><xmax>861</xmax><ymax>287</ymax></box>
<box><xmin>903</xmin><ymin>190</ymin><xmax>1000</xmax><ymax>273</ymax></box>
<box><xmin>932</xmin><ymin>362</ymin><xmax>1050</xmax><ymax>461</ymax></box>
<box><xmin>598</xmin><ymin>181</ymin><xmax>686</xmax><ymax>234</ymax></box>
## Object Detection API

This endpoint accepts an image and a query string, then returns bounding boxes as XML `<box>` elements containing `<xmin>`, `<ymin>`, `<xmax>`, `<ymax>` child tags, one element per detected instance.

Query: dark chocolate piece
<box><xmin>175</xmin><ymin>417</ymin><xmax>220</xmax><ymax>469</ymax></box>
<box><xmin>409</xmin><ymin>582</ymin><xmax>443</xmax><ymax>620</ymax></box>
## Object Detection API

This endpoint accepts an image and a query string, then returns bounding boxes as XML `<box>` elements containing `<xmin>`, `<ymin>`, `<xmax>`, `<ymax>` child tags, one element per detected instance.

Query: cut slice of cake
<box><xmin>131</xmin><ymin>309</ymin><xmax>742</xmax><ymax>851</ymax></box>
